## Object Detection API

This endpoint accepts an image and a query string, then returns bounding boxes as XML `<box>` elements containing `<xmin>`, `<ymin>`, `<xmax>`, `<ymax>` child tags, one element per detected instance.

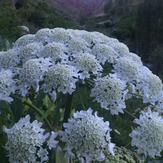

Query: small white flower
<box><xmin>0</xmin><ymin>69</ymin><xmax>16</xmax><ymax>102</ymax></box>
<box><xmin>80</xmin><ymin>31</ymin><xmax>105</xmax><ymax>45</ymax></box>
<box><xmin>51</xmin><ymin>28</ymin><xmax>72</xmax><ymax>43</ymax></box>
<box><xmin>35</xmin><ymin>28</ymin><xmax>54</xmax><ymax>44</ymax></box>
<box><xmin>18</xmin><ymin>58</ymin><xmax>52</xmax><ymax>96</ymax></box>
<box><xmin>112</xmin><ymin>57</ymin><xmax>142</xmax><ymax>83</ymax></box>
<box><xmin>41</xmin><ymin>42</ymin><xmax>68</xmax><ymax>63</ymax></box>
<box><xmin>67</xmin><ymin>37</ymin><xmax>89</xmax><ymax>54</ymax></box>
<box><xmin>110</xmin><ymin>42</ymin><xmax>130</xmax><ymax>56</ymax></box>
<box><xmin>0</xmin><ymin>49</ymin><xmax>20</xmax><ymax>70</ymax></box>
<box><xmin>47</xmin><ymin>131</ymin><xmax>58</xmax><ymax>150</ymax></box>
<box><xmin>37</xmin><ymin>148</ymin><xmax>49</xmax><ymax>163</ymax></box>
<box><xmin>60</xmin><ymin>108</ymin><xmax>115</xmax><ymax>162</ymax></box>
<box><xmin>92</xmin><ymin>44</ymin><xmax>118</xmax><ymax>64</ymax></box>
<box><xmin>14</xmin><ymin>34</ymin><xmax>35</xmax><ymax>48</ymax></box>
<box><xmin>130</xmin><ymin>109</ymin><xmax>163</xmax><ymax>158</ymax></box>
<box><xmin>91</xmin><ymin>74</ymin><xmax>128</xmax><ymax>115</ymax></box>
<box><xmin>18</xmin><ymin>42</ymin><xmax>43</xmax><ymax>63</ymax></box>
<box><xmin>42</xmin><ymin>64</ymin><xmax>79</xmax><ymax>100</ymax></box>
<box><xmin>72</xmin><ymin>53</ymin><xmax>103</xmax><ymax>79</ymax></box>
<box><xmin>4</xmin><ymin>115</ymin><xmax>50</xmax><ymax>163</ymax></box>
<box><xmin>36</xmin><ymin>28</ymin><xmax>72</xmax><ymax>44</ymax></box>
<box><xmin>125</xmin><ymin>52</ymin><xmax>143</xmax><ymax>65</ymax></box>
<box><xmin>136</xmin><ymin>67</ymin><xmax>163</xmax><ymax>104</ymax></box>
<box><xmin>90</xmin><ymin>32</ymin><xmax>117</xmax><ymax>44</ymax></box>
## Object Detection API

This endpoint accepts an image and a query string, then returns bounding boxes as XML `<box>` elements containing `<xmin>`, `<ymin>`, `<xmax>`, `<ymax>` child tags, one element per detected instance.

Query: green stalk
<box><xmin>12</xmin><ymin>94</ymin><xmax>53</xmax><ymax>130</ymax></box>
<box><xmin>23</xmin><ymin>100</ymin><xmax>53</xmax><ymax>130</ymax></box>
<box><xmin>63</xmin><ymin>94</ymin><xmax>73</xmax><ymax>123</ymax></box>
<box><xmin>124</xmin><ymin>110</ymin><xmax>136</xmax><ymax>119</ymax></box>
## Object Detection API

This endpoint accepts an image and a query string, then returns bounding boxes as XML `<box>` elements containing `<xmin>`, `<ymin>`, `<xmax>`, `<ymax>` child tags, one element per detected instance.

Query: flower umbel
<box><xmin>0</xmin><ymin>69</ymin><xmax>16</xmax><ymax>102</ymax></box>
<box><xmin>91</xmin><ymin>75</ymin><xmax>128</xmax><ymax>115</ymax></box>
<box><xmin>4</xmin><ymin>115</ymin><xmax>51</xmax><ymax>163</ymax></box>
<box><xmin>18</xmin><ymin>58</ymin><xmax>52</xmax><ymax>96</ymax></box>
<box><xmin>42</xmin><ymin>64</ymin><xmax>79</xmax><ymax>100</ymax></box>
<box><xmin>60</xmin><ymin>108</ymin><xmax>115</xmax><ymax>162</ymax></box>
<box><xmin>130</xmin><ymin>109</ymin><xmax>163</xmax><ymax>158</ymax></box>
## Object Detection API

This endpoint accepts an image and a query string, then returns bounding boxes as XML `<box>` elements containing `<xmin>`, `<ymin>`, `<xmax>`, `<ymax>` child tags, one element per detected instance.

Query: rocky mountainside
<box><xmin>48</xmin><ymin>0</ymin><xmax>107</xmax><ymax>20</ymax></box>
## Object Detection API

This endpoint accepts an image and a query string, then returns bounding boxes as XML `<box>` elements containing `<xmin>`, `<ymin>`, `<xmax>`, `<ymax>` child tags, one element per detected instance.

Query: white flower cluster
<box><xmin>130</xmin><ymin>109</ymin><xmax>163</xmax><ymax>158</ymax></box>
<box><xmin>110</xmin><ymin>42</ymin><xmax>130</xmax><ymax>56</ymax></box>
<box><xmin>0</xmin><ymin>27</ymin><xmax>162</xmax><ymax>114</ymax></box>
<box><xmin>60</xmin><ymin>108</ymin><xmax>115</xmax><ymax>162</ymax></box>
<box><xmin>136</xmin><ymin>67</ymin><xmax>163</xmax><ymax>104</ymax></box>
<box><xmin>112</xmin><ymin>57</ymin><xmax>142</xmax><ymax>83</ymax></box>
<box><xmin>113</xmin><ymin>56</ymin><xmax>163</xmax><ymax>105</ymax></box>
<box><xmin>14</xmin><ymin>34</ymin><xmax>35</xmax><ymax>47</ymax></box>
<box><xmin>72</xmin><ymin>53</ymin><xmax>103</xmax><ymax>79</ymax></box>
<box><xmin>0</xmin><ymin>50</ymin><xmax>20</xmax><ymax>70</ymax></box>
<box><xmin>41</xmin><ymin>42</ymin><xmax>68</xmax><ymax>63</ymax></box>
<box><xmin>0</xmin><ymin>69</ymin><xmax>16</xmax><ymax>102</ymax></box>
<box><xmin>91</xmin><ymin>75</ymin><xmax>128</xmax><ymax>115</ymax></box>
<box><xmin>92</xmin><ymin>44</ymin><xmax>118</xmax><ymax>64</ymax></box>
<box><xmin>18</xmin><ymin>58</ymin><xmax>52</xmax><ymax>96</ymax></box>
<box><xmin>18</xmin><ymin>42</ymin><xmax>44</xmax><ymax>63</ymax></box>
<box><xmin>4</xmin><ymin>115</ymin><xmax>58</xmax><ymax>163</ymax></box>
<box><xmin>42</xmin><ymin>64</ymin><xmax>78</xmax><ymax>100</ymax></box>
<box><xmin>1</xmin><ymin>28</ymin><xmax>163</xmax><ymax>161</ymax></box>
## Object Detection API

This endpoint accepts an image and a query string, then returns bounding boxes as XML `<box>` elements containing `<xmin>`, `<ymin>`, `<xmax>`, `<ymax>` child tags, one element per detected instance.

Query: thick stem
<box><xmin>63</xmin><ymin>94</ymin><xmax>73</xmax><ymax>123</ymax></box>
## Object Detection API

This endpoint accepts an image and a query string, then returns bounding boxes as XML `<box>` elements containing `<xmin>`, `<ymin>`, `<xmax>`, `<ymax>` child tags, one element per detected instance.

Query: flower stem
<box><xmin>63</xmin><ymin>94</ymin><xmax>73</xmax><ymax>123</ymax></box>
<box><xmin>12</xmin><ymin>94</ymin><xmax>53</xmax><ymax>130</ymax></box>
<box><xmin>124</xmin><ymin>110</ymin><xmax>136</xmax><ymax>119</ymax></box>
<box><xmin>23</xmin><ymin>100</ymin><xmax>53</xmax><ymax>130</ymax></box>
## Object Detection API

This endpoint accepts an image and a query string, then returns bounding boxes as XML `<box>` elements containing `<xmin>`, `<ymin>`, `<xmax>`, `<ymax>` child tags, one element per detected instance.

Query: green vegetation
<box><xmin>105</xmin><ymin>147</ymin><xmax>140</xmax><ymax>163</ymax></box>
<box><xmin>0</xmin><ymin>0</ymin><xmax>77</xmax><ymax>42</ymax></box>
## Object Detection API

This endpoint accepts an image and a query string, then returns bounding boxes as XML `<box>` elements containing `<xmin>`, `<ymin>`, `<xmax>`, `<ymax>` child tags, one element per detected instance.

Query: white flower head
<box><xmin>110</xmin><ymin>42</ymin><xmax>130</xmax><ymax>56</ymax></box>
<box><xmin>91</xmin><ymin>75</ymin><xmax>128</xmax><ymax>115</ymax></box>
<box><xmin>125</xmin><ymin>52</ymin><xmax>143</xmax><ymax>65</ymax></box>
<box><xmin>47</xmin><ymin>131</ymin><xmax>58</xmax><ymax>150</ymax></box>
<box><xmin>0</xmin><ymin>50</ymin><xmax>20</xmax><ymax>70</ymax></box>
<box><xmin>42</xmin><ymin>64</ymin><xmax>79</xmax><ymax>100</ymax></box>
<box><xmin>51</xmin><ymin>28</ymin><xmax>72</xmax><ymax>43</ymax></box>
<box><xmin>41</xmin><ymin>42</ymin><xmax>68</xmax><ymax>63</ymax></box>
<box><xmin>72</xmin><ymin>53</ymin><xmax>103</xmax><ymax>80</ymax></box>
<box><xmin>130</xmin><ymin>109</ymin><xmax>163</xmax><ymax>158</ymax></box>
<box><xmin>19</xmin><ymin>42</ymin><xmax>43</xmax><ymax>63</ymax></box>
<box><xmin>81</xmin><ymin>31</ymin><xmax>101</xmax><ymax>45</ymax></box>
<box><xmin>113</xmin><ymin>57</ymin><xmax>142</xmax><ymax>83</ymax></box>
<box><xmin>36</xmin><ymin>28</ymin><xmax>72</xmax><ymax>44</ymax></box>
<box><xmin>136</xmin><ymin>67</ymin><xmax>163</xmax><ymax>104</ymax></box>
<box><xmin>35</xmin><ymin>28</ymin><xmax>54</xmax><ymax>44</ymax></box>
<box><xmin>90</xmin><ymin>32</ymin><xmax>116</xmax><ymax>44</ymax></box>
<box><xmin>67</xmin><ymin>37</ymin><xmax>89</xmax><ymax>54</ymax></box>
<box><xmin>4</xmin><ymin>115</ymin><xmax>50</xmax><ymax>163</ymax></box>
<box><xmin>14</xmin><ymin>34</ymin><xmax>35</xmax><ymax>48</ymax></box>
<box><xmin>92</xmin><ymin>44</ymin><xmax>118</xmax><ymax>64</ymax></box>
<box><xmin>0</xmin><ymin>69</ymin><xmax>16</xmax><ymax>103</ymax></box>
<box><xmin>18</xmin><ymin>58</ymin><xmax>52</xmax><ymax>96</ymax></box>
<box><xmin>60</xmin><ymin>108</ymin><xmax>115</xmax><ymax>162</ymax></box>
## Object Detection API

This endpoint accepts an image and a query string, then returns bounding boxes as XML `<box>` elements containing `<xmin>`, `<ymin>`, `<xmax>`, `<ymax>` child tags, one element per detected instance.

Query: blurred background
<box><xmin>0</xmin><ymin>0</ymin><xmax>163</xmax><ymax>80</ymax></box>
<box><xmin>0</xmin><ymin>1</ymin><xmax>163</xmax><ymax>162</ymax></box>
